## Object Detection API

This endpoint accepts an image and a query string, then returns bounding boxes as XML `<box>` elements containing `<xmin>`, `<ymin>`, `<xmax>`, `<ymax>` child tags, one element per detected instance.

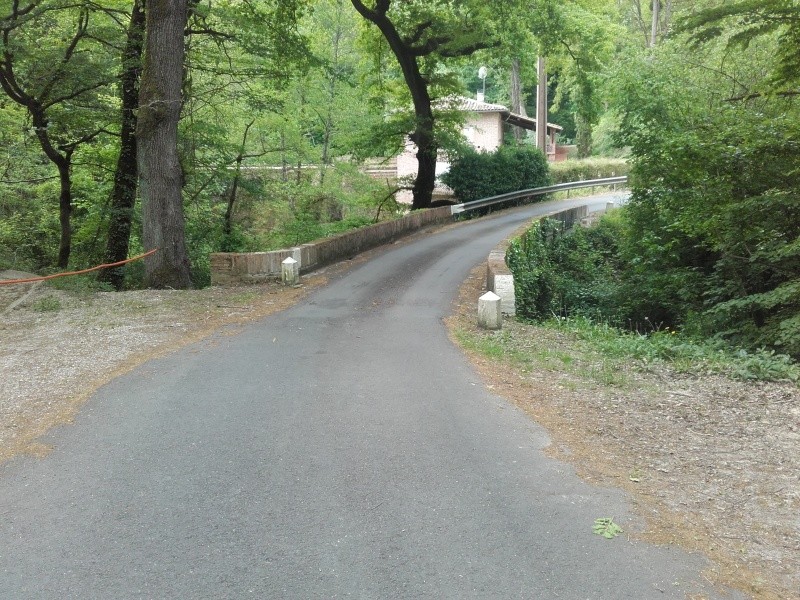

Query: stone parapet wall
<box><xmin>211</xmin><ymin>206</ymin><xmax>453</xmax><ymax>286</ymax></box>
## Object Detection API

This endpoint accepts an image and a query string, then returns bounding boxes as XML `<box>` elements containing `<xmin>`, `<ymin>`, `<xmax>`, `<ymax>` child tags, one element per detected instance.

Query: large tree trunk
<box><xmin>410</xmin><ymin>113</ymin><xmax>436</xmax><ymax>210</ymax></box>
<box><xmin>100</xmin><ymin>0</ymin><xmax>145</xmax><ymax>290</ymax></box>
<box><xmin>381</xmin><ymin>26</ymin><xmax>437</xmax><ymax>210</ymax></box>
<box><xmin>408</xmin><ymin>96</ymin><xmax>437</xmax><ymax>211</ymax></box>
<box><xmin>137</xmin><ymin>0</ymin><xmax>192</xmax><ymax>289</ymax></box>
<box><xmin>350</xmin><ymin>0</ymin><xmax>436</xmax><ymax>210</ymax></box>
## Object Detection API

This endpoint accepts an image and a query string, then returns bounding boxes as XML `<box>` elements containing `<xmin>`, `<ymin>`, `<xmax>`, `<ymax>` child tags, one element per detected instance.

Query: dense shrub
<box><xmin>441</xmin><ymin>145</ymin><xmax>550</xmax><ymax>203</ymax></box>
<box><xmin>506</xmin><ymin>215</ymin><xmax>625</xmax><ymax>322</ymax></box>
<box><xmin>506</xmin><ymin>219</ymin><xmax>561</xmax><ymax>320</ymax></box>
<box><xmin>549</xmin><ymin>158</ymin><xmax>629</xmax><ymax>184</ymax></box>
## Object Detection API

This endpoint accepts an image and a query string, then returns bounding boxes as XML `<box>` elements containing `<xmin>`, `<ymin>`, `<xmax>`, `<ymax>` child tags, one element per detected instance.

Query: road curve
<box><xmin>1</xmin><ymin>194</ymin><xmax>739</xmax><ymax>599</ymax></box>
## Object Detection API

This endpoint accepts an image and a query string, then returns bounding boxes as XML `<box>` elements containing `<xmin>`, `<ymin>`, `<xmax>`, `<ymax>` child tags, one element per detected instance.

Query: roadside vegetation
<box><xmin>6</xmin><ymin>1</ymin><xmax>795</xmax><ymax>296</ymax></box>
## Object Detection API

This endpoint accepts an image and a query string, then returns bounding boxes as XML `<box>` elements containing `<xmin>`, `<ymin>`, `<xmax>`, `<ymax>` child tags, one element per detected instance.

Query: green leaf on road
<box><xmin>593</xmin><ymin>517</ymin><xmax>623</xmax><ymax>539</ymax></box>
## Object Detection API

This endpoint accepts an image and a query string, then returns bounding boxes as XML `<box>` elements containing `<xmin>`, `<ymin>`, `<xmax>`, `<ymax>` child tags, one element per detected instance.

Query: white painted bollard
<box><xmin>282</xmin><ymin>257</ymin><xmax>299</xmax><ymax>285</ymax></box>
<box><xmin>606</xmin><ymin>201</ymin><xmax>615</xmax><ymax>211</ymax></box>
<box><xmin>478</xmin><ymin>291</ymin><xmax>502</xmax><ymax>330</ymax></box>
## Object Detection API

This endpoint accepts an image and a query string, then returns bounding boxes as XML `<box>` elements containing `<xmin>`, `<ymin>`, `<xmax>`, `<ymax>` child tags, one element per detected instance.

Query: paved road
<box><xmin>1</xmin><ymin>194</ymin><xmax>740</xmax><ymax>599</ymax></box>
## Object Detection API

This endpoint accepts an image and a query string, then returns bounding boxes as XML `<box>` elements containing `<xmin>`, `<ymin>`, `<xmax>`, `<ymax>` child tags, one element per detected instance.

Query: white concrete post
<box><xmin>478</xmin><ymin>291</ymin><xmax>502</xmax><ymax>330</ymax></box>
<box><xmin>606</xmin><ymin>201</ymin><xmax>615</xmax><ymax>211</ymax></box>
<box><xmin>282</xmin><ymin>257</ymin><xmax>299</xmax><ymax>286</ymax></box>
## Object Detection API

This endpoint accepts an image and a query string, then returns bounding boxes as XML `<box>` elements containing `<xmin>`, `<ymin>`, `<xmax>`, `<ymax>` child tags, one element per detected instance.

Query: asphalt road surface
<box><xmin>1</xmin><ymin>194</ymin><xmax>741</xmax><ymax>599</ymax></box>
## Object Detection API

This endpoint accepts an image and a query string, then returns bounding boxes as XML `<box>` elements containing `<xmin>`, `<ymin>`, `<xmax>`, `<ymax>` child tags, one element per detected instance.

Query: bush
<box><xmin>549</xmin><ymin>158</ymin><xmax>629</xmax><ymax>184</ymax></box>
<box><xmin>506</xmin><ymin>218</ymin><xmax>563</xmax><ymax>320</ymax></box>
<box><xmin>442</xmin><ymin>145</ymin><xmax>550</xmax><ymax>203</ymax></box>
<box><xmin>506</xmin><ymin>214</ymin><xmax>625</xmax><ymax>322</ymax></box>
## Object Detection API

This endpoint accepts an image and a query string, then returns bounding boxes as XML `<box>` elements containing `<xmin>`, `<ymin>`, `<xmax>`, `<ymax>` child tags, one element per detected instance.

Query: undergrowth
<box><xmin>455</xmin><ymin>315</ymin><xmax>799</xmax><ymax>385</ymax></box>
<box><xmin>547</xmin><ymin>316</ymin><xmax>799</xmax><ymax>383</ymax></box>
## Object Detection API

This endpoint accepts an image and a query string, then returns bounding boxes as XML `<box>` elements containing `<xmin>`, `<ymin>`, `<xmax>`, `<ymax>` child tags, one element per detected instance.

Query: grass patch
<box><xmin>454</xmin><ymin>319</ymin><xmax>630</xmax><ymax>388</ymax></box>
<box><xmin>455</xmin><ymin>314</ymin><xmax>799</xmax><ymax>386</ymax></box>
<box><xmin>548</xmin><ymin>316</ymin><xmax>800</xmax><ymax>384</ymax></box>
<box><xmin>45</xmin><ymin>274</ymin><xmax>113</xmax><ymax>296</ymax></box>
<box><xmin>32</xmin><ymin>295</ymin><xmax>62</xmax><ymax>312</ymax></box>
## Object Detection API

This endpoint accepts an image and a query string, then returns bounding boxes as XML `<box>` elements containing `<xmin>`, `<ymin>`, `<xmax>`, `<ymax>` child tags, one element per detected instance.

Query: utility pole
<box><xmin>536</xmin><ymin>56</ymin><xmax>547</xmax><ymax>154</ymax></box>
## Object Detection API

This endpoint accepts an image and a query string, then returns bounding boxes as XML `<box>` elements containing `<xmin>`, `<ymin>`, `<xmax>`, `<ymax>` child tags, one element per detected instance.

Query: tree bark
<box><xmin>350</xmin><ymin>0</ymin><xmax>459</xmax><ymax>210</ymax></box>
<box><xmin>29</xmin><ymin>105</ymin><xmax>73</xmax><ymax>268</ymax></box>
<box><xmin>350</xmin><ymin>2</ymin><xmax>436</xmax><ymax>210</ymax></box>
<box><xmin>100</xmin><ymin>0</ymin><xmax>145</xmax><ymax>290</ymax></box>
<box><xmin>650</xmin><ymin>0</ymin><xmax>660</xmax><ymax>47</ymax></box>
<box><xmin>137</xmin><ymin>0</ymin><xmax>192</xmax><ymax>289</ymax></box>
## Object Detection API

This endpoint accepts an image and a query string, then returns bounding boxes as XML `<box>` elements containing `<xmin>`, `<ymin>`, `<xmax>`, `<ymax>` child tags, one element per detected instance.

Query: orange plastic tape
<box><xmin>0</xmin><ymin>249</ymin><xmax>158</xmax><ymax>285</ymax></box>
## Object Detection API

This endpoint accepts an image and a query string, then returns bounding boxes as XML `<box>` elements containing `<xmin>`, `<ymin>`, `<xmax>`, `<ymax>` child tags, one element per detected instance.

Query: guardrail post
<box><xmin>478</xmin><ymin>291</ymin><xmax>502</xmax><ymax>330</ymax></box>
<box><xmin>282</xmin><ymin>257</ymin><xmax>299</xmax><ymax>285</ymax></box>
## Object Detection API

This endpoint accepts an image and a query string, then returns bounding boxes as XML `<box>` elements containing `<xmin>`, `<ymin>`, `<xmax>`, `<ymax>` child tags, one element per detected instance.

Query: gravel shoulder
<box><xmin>0</xmin><ymin>271</ymin><xmax>324</xmax><ymax>462</ymax></box>
<box><xmin>2</xmin><ymin>260</ymin><xmax>799</xmax><ymax>600</ymax></box>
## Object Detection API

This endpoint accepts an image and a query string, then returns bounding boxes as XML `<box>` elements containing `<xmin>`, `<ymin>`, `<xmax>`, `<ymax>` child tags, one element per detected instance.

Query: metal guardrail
<box><xmin>450</xmin><ymin>176</ymin><xmax>628</xmax><ymax>215</ymax></box>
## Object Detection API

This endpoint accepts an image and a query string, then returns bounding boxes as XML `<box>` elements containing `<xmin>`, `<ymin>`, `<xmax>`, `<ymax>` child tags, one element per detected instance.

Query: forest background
<box><xmin>0</xmin><ymin>0</ymin><xmax>798</xmax><ymax>359</ymax></box>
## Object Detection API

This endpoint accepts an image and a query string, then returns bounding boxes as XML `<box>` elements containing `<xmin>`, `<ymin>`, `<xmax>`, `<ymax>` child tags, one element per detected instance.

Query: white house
<box><xmin>394</xmin><ymin>94</ymin><xmax>563</xmax><ymax>203</ymax></box>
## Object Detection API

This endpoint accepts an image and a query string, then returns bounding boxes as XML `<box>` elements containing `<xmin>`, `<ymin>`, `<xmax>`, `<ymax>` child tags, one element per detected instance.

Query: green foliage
<box><xmin>678</xmin><ymin>0</ymin><xmax>800</xmax><ymax>91</ymax></box>
<box><xmin>506</xmin><ymin>218</ymin><xmax>563</xmax><ymax>320</ymax></box>
<box><xmin>550</xmin><ymin>316</ymin><xmax>800</xmax><ymax>384</ymax></box>
<box><xmin>593</xmin><ymin>518</ymin><xmax>623</xmax><ymax>539</ymax></box>
<box><xmin>32</xmin><ymin>295</ymin><xmax>62</xmax><ymax>313</ymax></box>
<box><xmin>507</xmin><ymin>214</ymin><xmax>626</xmax><ymax>322</ymax></box>
<box><xmin>549</xmin><ymin>158</ymin><xmax>629</xmax><ymax>184</ymax></box>
<box><xmin>442</xmin><ymin>145</ymin><xmax>551</xmax><ymax>203</ymax></box>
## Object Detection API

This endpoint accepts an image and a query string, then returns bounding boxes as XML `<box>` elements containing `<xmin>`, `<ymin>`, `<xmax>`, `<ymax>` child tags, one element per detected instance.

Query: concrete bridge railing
<box><xmin>210</xmin><ymin>177</ymin><xmax>627</xmax><ymax>286</ymax></box>
<box><xmin>210</xmin><ymin>206</ymin><xmax>453</xmax><ymax>285</ymax></box>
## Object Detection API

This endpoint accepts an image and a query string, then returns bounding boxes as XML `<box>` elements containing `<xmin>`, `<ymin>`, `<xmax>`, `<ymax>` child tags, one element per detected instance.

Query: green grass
<box><xmin>46</xmin><ymin>274</ymin><xmax>113</xmax><ymax>295</ymax></box>
<box><xmin>549</xmin><ymin>316</ymin><xmax>800</xmax><ymax>383</ymax></box>
<box><xmin>455</xmin><ymin>315</ymin><xmax>799</xmax><ymax>386</ymax></box>
<box><xmin>32</xmin><ymin>295</ymin><xmax>62</xmax><ymax>312</ymax></box>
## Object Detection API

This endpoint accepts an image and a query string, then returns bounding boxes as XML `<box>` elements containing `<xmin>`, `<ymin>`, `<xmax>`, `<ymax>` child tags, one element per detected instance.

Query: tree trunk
<box><xmin>137</xmin><ymin>0</ymin><xmax>192</xmax><ymax>288</ymax></box>
<box><xmin>100</xmin><ymin>0</ymin><xmax>145</xmax><ymax>290</ymax></box>
<box><xmin>29</xmin><ymin>106</ymin><xmax>73</xmax><ymax>268</ymax></box>
<box><xmin>408</xmin><ymin>98</ymin><xmax>437</xmax><ymax>211</ymax></box>
<box><xmin>350</xmin><ymin>0</ymin><xmax>436</xmax><ymax>210</ymax></box>
<box><xmin>320</xmin><ymin>0</ymin><xmax>344</xmax><ymax>187</ymax></box>
<box><xmin>223</xmin><ymin>119</ymin><xmax>255</xmax><ymax>238</ymax></box>
<box><xmin>56</xmin><ymin>157</ymin><xmax>73</xmax><ymax>268</ymax></box>
<box><xmin>650</xmin><ymin>0</ymin><xmax>660</xmax><ymax>47</ymax></box>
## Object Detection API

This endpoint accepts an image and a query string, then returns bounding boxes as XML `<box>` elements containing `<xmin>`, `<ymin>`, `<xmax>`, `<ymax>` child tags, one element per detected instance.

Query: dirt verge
<box><xmin>446</xmin><ymin>265</ymin><xmax>800</xmax><ymax>600</ymax></box>
<box><xmin>0</xmin><ymin>273</ymin><xmax>327</xmax><ymax>463</ymax></box>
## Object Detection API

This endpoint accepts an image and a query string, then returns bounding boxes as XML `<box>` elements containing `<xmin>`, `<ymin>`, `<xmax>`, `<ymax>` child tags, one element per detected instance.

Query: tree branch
<box><xmin>726</xmin><ymin>90</ymin><xmax>800</xmax><ymax>102</ymax></box>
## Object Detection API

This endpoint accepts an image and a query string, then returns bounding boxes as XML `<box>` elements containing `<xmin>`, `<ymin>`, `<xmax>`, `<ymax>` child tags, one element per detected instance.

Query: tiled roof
<box><xmin>455</xmin><ymin>96</ymin><xmax>510</xmax><ymax>113</ymax></box>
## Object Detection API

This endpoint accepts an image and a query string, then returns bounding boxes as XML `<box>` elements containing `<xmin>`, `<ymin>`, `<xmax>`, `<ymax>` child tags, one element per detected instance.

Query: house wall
<box><xmin>463</xmin><ymin>112</ymin><xmax>503</xmax><ymax>152</ymax></box>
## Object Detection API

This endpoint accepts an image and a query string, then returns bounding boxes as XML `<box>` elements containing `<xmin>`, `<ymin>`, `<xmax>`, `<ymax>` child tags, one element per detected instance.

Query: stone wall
<box><xmin>211</xmin><ymin>206</ymin><xmax>454</xmax><ymax>286</ymax></box>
